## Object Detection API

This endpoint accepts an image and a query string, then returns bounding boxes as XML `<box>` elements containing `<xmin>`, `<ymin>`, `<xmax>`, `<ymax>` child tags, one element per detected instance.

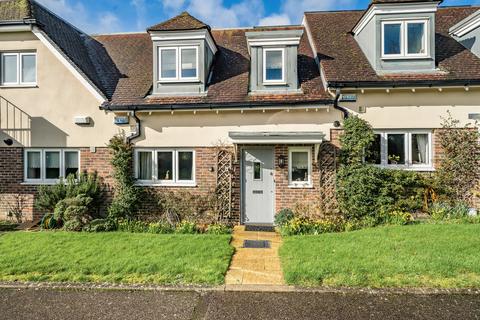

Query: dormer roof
<box><xmin>0</xmin><ymin>0</ymin><xmax>32</xmax><ymax>21</ymax></box>
<box><xmin>147</xmin><ymin>12</ymin><xmax>210</xmax><ymax>32</ymax></box>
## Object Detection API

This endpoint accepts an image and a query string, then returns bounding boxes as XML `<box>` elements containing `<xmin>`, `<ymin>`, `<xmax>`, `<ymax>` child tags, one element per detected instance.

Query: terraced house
<box><xmin>1</xmin><ymin>0</ymin><xmax>480</xmax><ymax>225</ymax></box>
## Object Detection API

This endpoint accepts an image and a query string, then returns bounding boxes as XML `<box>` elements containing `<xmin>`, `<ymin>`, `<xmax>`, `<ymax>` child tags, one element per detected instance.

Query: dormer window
<box><xmin>158</xmin><ymin>46</ymin><xmax>199</xmax><ymax>81</ymax></box>
<box><xmin>263</xmin><ymin>48</ymin><xmax>285</xmax><ymax>84</ymax></box>
<box><xmin>382</xmin><ymin>20</ymin><xmax>428</xmax><ymax>59</ymax></box>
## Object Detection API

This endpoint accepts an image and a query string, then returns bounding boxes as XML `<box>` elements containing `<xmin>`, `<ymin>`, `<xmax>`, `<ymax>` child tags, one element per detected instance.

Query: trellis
<box><xmin>319</xmin><ymin>142</ymin><xmax>339</xmax><ymax>214</ymax></box>
<box><xmin>215</xmin><ymin>148</ymin><xmax>233</xmax><ymax>221</ymax></box>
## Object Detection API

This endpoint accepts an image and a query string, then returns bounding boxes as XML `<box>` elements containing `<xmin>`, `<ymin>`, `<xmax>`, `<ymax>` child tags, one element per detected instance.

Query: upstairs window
<box><xmin>382</xmin><ymin>20</ymin><xmax>428</xmax><ymax>58</ymax></box>
<box><xmin>263</xmin><ymin>48</ymin><xmax>285</xmax><ymax>84</ymax></box>
<box><xmin>1</xmin><ymin>52</ymin><xmax>37</xmax><ymax>86</ymax></box>
<box><xmin>158</xmin><ymin>47</ymin><xmax>198</xmax><ymax>81</ymax></box>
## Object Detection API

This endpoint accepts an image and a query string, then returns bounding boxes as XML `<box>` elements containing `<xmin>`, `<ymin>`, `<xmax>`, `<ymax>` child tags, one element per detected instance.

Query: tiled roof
<box><xmin>147</xmin><ymin>12</ymin><xmax>210</xmax><ymax>32</ymax></box>
<box><xmin>0</xmin><ymin>0</ymin><xmax>31</xmax><ymax>21</ymax></box>
<box><xmin>371</xmin><ymin>0</ymin><xmax>440</xmax><ymax>3</ymax></box>
<box><xmin>304</xmin><ymin>6</ymin><xmax>480</xmax><ymax>87</ymax></box>
<box><xmin>95</xmin><ymin>27</ymin><xmax>331</xmax><ymax>109</ymax></box>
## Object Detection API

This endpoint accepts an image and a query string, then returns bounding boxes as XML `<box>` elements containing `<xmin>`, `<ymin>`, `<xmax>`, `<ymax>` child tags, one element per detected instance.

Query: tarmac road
<box><xmin>0</xmin><ymin>287</ymin><xmax>479</xmax><ymax>320</ymax></box>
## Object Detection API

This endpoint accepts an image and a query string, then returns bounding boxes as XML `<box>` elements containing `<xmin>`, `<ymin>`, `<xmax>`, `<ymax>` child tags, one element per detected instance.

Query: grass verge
<box><xmin>280</xmin><ymin>224</ymin><xmax>480</xmax><ymax>288</ymax></box>
<box><xmin>0</xmin><ymin>232</ymin><xmax>233</xmax><ymax>285</ymax></box>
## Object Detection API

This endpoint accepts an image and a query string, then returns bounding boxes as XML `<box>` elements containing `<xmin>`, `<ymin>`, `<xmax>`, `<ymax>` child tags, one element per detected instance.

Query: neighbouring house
<box><xmin>0</xmin><ymin>0</ymin><xmax>480</xmax><ymax>225</ymax></box>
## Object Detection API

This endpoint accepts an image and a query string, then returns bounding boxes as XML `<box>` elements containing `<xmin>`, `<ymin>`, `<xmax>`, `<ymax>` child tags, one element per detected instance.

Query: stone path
<box><xmin>225</xmin><ymin>226</ymin><xmax>285</xmax><ymax>286</ymax></box>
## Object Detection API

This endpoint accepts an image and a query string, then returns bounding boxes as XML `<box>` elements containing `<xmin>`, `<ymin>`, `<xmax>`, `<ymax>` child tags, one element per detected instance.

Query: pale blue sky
<box><xmin>36</xmin><ymin>0</ymin><xmax>480</xmax><ymax>34</ymax></box>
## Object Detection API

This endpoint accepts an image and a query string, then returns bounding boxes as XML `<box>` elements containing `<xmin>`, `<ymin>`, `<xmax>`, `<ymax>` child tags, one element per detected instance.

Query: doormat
<box><xmin>243</xmin><ymin>240</ymin><xmax>271</xmax><ymax>249</ymax></box>
<box><xmin>245</xmin><ymin>225</ymin><xmax>275</xmax><ymax>232</ymax></box>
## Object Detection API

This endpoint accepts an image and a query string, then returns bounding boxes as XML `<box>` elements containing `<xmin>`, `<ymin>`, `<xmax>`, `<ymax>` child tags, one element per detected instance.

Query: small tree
<box><xmin>436</xmin><ymin>113</ymin><xmax>480</xmax><ymax>204</ymax></box>
<box><xmin>108</xmin><ymin>134</ymin><xmax>141</xmax><ymax>219</ymax></box>
<box><xmin>339</xmin><ymin>116</ymin><xmax>375</xmax><ymax>165</ymax></box>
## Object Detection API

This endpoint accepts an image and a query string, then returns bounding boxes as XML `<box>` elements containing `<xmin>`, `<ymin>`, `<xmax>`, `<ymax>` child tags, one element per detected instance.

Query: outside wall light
<box><xmin>3</xmin><ymin>139</ymin><xmax>13</xmax><ymax>146</ymax></box>
<box><xmin>278</xmin><ymin>155</ymin><xmax>286</xmax><ymax>169</ymax></box>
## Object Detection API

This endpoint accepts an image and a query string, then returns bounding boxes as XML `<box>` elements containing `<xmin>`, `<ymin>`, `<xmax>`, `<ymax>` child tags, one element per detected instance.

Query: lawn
<box><xmin>0</xmin><ymin>232</ymin><xmax>234</xmax><ymax>285</ymax></box>
<box><xmin>280</xmin><ymin>224</ymin><xmax>480</xmax><ymax>288</ymax></box>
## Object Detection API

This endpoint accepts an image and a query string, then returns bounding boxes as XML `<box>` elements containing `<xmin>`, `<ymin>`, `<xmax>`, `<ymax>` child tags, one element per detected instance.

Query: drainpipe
<box><xmin>126</xmin><ymin>110</ymin><xmax>141</xmax><ymax>144</ymax></box>
<box><xmin>333</xmin><ymin>88</ymin><xmax>349</xmax><ymax>119</ymax></box>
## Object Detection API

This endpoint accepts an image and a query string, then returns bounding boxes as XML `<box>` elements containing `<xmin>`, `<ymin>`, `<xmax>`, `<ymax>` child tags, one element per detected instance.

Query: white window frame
<box><xmin>1</xmin><ymin>52</ymin><xmax>37</xmax><ymax>86</ymax></box>
<box><xmin>157</xmin><ymin>46</ymin><xmax>199</xmax><ymax>82</ymax></box>
<box><xmin>134</xmin><ymin>149</ymin><xmax>196</xmax><ymax>186</ymax></box>
<box><xmin>24</xmin><ymin>149</ymin><xmax>80</xmax><ymax>184</ymax></box>
<box><xmin>263</xmin><ymin>47</ymin><xmax>285</xmax><ymax>84</ymax></box>
<box><xmin>381</xmin><ymin>19</ymin><xmax>429</xmax><ymax>59</ymax></box>
<box><xmin>288</xmin><ymin>147</ymin><xmax>312</xmax><ymax>188</ymax></box>
<box><xmin>369</xmin><ymin>130</ymin><xmax>433</xmax><ymax>170</ymax></box>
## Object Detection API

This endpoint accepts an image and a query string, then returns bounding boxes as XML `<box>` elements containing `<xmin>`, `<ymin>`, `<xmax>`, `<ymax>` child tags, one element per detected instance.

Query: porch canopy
<box><xmin>228</xmin><ymin>131</ymin><xmax>325</xmax><ymax>162</ymax></box>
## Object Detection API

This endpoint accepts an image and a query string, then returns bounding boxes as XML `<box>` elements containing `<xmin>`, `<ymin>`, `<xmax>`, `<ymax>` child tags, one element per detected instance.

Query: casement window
<box><xmin>382</xmin><ymin>20</ymin><xmax>428</xmax><ymax>58</ymax></box>
<box><xmin>158</xmin><ymin>47</ymin><xmax>198</xmax><ymax>81</ymax></box>
<box><xmin>365</xmin><ymin>131</ymin><xmax>433</xmax><ymax>169</ymax></box>
<box><xmin>263</xmin><ymin>48</ymin><xmax>285</xmax><ymax>84</ymax></box>
<box><xmin>1</xmin><ymin>52</ymin><xmax>37</xmax><ymax>86</ymax></box>
<box><xmin>288</xmin><ymin>147</ymin><xmax>312</xmax><ymax>187</ymax></box>
<box><xmin>24</xmin><ymin>149</ymin><xmax>80</xmax><ymax>183</ymax></box>
<box><xmin>135</xmin><ymin>149</ymin><xmax>195</xmax><ymax>185</ymax></box>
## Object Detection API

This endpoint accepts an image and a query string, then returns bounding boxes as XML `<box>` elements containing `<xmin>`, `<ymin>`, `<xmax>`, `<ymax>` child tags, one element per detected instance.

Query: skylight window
<box><xmin>382</xmin><ymin>20</ymin><xmax>428</xmax><ymax>58</ymax></box>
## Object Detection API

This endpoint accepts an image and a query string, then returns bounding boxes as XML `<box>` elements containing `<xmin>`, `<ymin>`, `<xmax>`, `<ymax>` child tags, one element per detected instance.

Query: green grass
<box><xmin>280</xmin><ymin>224</ymin><xmax>480</xmax><ymax>288</ymax></box>
<box><xmin>0</xmin><ymin>232</ymin><xmax>234</xmax><ymax>285</ymax></box>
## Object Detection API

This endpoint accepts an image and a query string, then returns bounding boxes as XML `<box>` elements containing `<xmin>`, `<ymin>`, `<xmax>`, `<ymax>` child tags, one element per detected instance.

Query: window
<box><xmin>135</xmin><ymin>149</ymin><xmax>195</xmax><ymax>185</ymax></box>
<box><xmin>382</xmin><ymin>20</ymin><xmax>428</xmax><ymax>58</ymax></box>
<box><xmin>263</xmin><ymin>48</ymin><xmax>285</xmax><ymax>83</ymax></box>
<box><xmin>158</xmin><ymin>47</ymin><xmax>198</xmax><ymax>81</ymax></box>
<box><xmin>1</xmin><ymin>52</ymin><xmax>37</xmax><ymax>85</ymax></box>
<box><xmin>253</xmin><ymin>162</ymin><xmax>262</xmax><ymax>180</ymax></box>
<box><xmin>365</xmin><ymin>131</ymin><xmax>433</xmax><ymax>169</ymax></box>
<box><xmin>288</xmin><ymin>147</ymin><xmax>312</xmax><ymax>187</ymax></box>
<box><xmin>24</xmin><ymin>149</ymin><xmax>80</xmax><ymax>183</ymax></box>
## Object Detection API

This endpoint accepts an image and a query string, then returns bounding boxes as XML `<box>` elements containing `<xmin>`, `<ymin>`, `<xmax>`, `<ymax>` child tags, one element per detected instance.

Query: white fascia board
<box><xmin>247</xmin><ymin>38</ymin><xmax>302</xmax><ymax>47</ymax></box>
<box><xmin>450</xmin><ymin>10</ymin><xmax>480</xmax><ymax>37</ymax></box>
<box><xmin>0</xmin><ymin>25</ymin><xmax>32</xmax><ymax>32</ymax></box>
<box><xmin>31</xmin><ymin>26</ymin><xmax>106</xmax><ymax>103</ymax></box>
<box><xmin>150</xmin><ymin>29</ymin><xmax>218</xmax><ymax>54</ymax></box>
<box><xmin>353</xmin><ymin>2</ymin><xmax>440</xmax><ymax>35</ymax></box>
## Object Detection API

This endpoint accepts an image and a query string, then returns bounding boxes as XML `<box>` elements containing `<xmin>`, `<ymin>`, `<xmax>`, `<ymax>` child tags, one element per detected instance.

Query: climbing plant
<box><xmin>107</xmin><ymin>133</ymin><xmax>141</xmax><ymax>219</ymax></box>
<box><xmin>339</xmin><ymin>116</ymin><xmax>375</xmax><ymax>166</ymax></box>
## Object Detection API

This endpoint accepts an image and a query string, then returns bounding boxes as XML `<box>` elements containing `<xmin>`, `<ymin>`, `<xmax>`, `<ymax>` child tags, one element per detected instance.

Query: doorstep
<box><xmin>225</xmin><ymin>226</ymin><xmax>285</xmax><ymax>286</ymax></box>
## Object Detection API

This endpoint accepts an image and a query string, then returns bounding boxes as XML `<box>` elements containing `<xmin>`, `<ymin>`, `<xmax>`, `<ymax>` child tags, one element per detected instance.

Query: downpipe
<box><xmin>126</xmin><ymin>110</ymin><xmax>141</xmax><ymax>144</ymax></box>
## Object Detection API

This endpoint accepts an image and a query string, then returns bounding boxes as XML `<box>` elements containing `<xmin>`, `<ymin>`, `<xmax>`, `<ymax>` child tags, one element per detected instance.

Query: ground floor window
<box><xmin>135</xmin><ymin>149</ymin><xmax>195</xmax><ymax>185</ymax></box>
<box><xmin>24</xmin><ymin>149</ymin><xmax>80</xmax><ymax>183</ymax></box>
<box><xmin>365</xmin><ymin>131</ymin><xmax>433</xmax><ymax>169</ymax></box>
<box><xmin>288</xmin><ymin>147</ymin><xmax>312</xmax><ymax>187</ymax></box>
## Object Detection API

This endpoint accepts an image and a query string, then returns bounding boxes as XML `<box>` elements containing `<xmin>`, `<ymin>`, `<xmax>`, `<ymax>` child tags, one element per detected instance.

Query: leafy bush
<box><xmin>63</xmin><ymin>220</ymin><xmax>83</xmax><ymax>232</ymax></box>
<box><xmin>275</xmin><ymin>208</ymin><xmax>294</xmax><ymax>226</ymax></box>
<box><xmin>384</xmin><ymin>211</ymin><xmax>414</xmax><ymax>226</ymax></box>
<box><xmin>206</xmin><ymin>224</ymin><xmax>232</xmax><ymax>235</ymax></box>
<box><xmin>336</xmin><ymin>165</ymin><xmax>425</xmax><ymax>222</ymax></box>
<box><xmin>175</xmin><ymin>221</ymin><xmax>199</xmax><ymax>234</ymax></box>
<box><xmin>147</xmin><ymin>222</ymin><xmax>175</xmax><ymax>234</ymax></box>
<box><xmin>340</xmin><ymin>116</ymin><xmax>375</xmax><ymax>166</ymax></box>
<box><xmin>429</xmin><ymin>201</ymin><xmax>470</xmax><ymax>221</ymax></box>
<box><xmin>117</xmin><ymin>220</ymin><xmax>175</xmax><ymax>234</ymax></box>
<box><xmin>279</xmin><ymin>217</ymin><xmax>347</xmax><ymax>236</ymax></box>
<box><xmin>0</xmin><ymin>220</ymin><xmax>18</xmax><ymax>231</ymax></box>
<box><xmin>35</xmin><ymin>173</ymin><xmax>104</xmax><ymax>214</ymax></box>
<box><xmin>83</xmin><ymin>219</ymin><xmax>117</xmax><ymax>232</ymax></box>
<box><xmin>108</xmin><ymin>134</ymin><xmax>141</xmax><ymax>219</ymax></box>
<box><xmin>40</xmin><ymin>213</ymin><xmax>58</xmax><ymax>230</ymax></box>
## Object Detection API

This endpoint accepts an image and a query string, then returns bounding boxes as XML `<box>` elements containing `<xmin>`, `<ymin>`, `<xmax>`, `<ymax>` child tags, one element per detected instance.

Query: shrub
<box><xmin>336</xmin><ymin>165</ymin><xmax>425</xmax><ymax>222</ymax></box>
<box><xmin>40</xmin><ymin>213</ymin><xmax>58</xmax><ymax>230</ymax></box>
<box><xmin>83</xmin><ymin>219</ymin><xmax>117</xmax><ymax>232</ymax></box>
<box><xmin>147</xmin><ymin>222</ymin><xmax>175</xmax><ymax>234</ymax></box>
<box><xmin>108</xmin><ymin>134</ymin><xmax>141</xmax><ymax>220</ymax></box>
<box><xmin>206</xmin><ymin>223</ymin><xmax>232</xmax><ymax>235</ymax></box>
<box><xmin>118</xmin><ymin>220</ymin><xmax>148</xmax><ymax>233</ymax></box>
<box><xmin>340</xmin><ymin>116</ymin><xmax>375</xmax><ymax>166</ymax></box>
<box><xmin>176</xmin><ymin>221</ymin><xmax>199</xmax><ymax>234</ymax></box>
<box><xmin>275</xmin><ymin>208</ymin><xmax>294</xmax><ymax>226</ymax></box>
<box><xmin>430</xmin><ymin>201</ymin><xmax>470</xmax><ymax>221</ymax></box>
<box><xmin>0</xmin><ymin>220</ymin><xmax>18</xmax><ymax>231</ymax></box>
<box><xmin>279</xmin><ymin>217</ymin><xmax>346</xmax><ymax>236</ymax></box>
<box><xmin>63</xmin><ymin>220</ymin><xmax>83</xmax><ymax>232</ymax></box>
<box><xmin>35</xmin><ymin>173</ymin><xmax>104</xmax><ymax>214</ymax></box>
<box><xmin>384</xmin><ymin>211</ymin><xmax>414</xmax><ymax>226</ymax></box>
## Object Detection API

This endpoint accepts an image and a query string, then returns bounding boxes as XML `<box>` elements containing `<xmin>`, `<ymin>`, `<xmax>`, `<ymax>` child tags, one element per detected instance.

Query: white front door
<box><xmin>242</xmin><ymin>148</ymin><xmax>275</xmax><ymax>225</ymax></box>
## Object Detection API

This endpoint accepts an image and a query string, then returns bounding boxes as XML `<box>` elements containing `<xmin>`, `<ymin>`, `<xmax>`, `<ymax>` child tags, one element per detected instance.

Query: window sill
<box><xmin>134</xmin><ymin>182</ymin><xmax>197</xmax><ymax>187</ymax></box>
<box><xmin>263</xmin><ymin>81</ymin><xmax>287</xmax><ymax>86</ymax></box>
<box><xmin>157</xmin><ymin>79</ymin><xmax>200</xmax><ymax>84</ymax></box>
<box><xmin>1</xmin><ymin>84</ymin><xmax>38</xmax><ymax>88</ymax></box>
<box><xmin>376</xmin><ymin>165</ymin><xmax>435</xmax><ymax>172</ymax></box>
<box><xmin>381</xmin><ymin>55</ymin><xmax>431</xmax><ymax>61</ymax></box>
<box><xmin>288</xmin><ymin>184</ymin><xmax>314</xmax><ymax>189</ymax></box>
<box><xmin>22</xmin><ymin>181</ymin><xmax>58</xmax><ymax>185</ymax></box>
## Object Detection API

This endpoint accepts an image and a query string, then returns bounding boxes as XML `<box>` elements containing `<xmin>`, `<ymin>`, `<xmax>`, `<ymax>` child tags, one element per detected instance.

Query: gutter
<box><xmin>328</xmin><ymin>79</ymin><xmax>480</xmax><ymax>89</ymax></box>
<box><xmin>333</xmin><ymin>89</ymin><xmax>349</xmax><ymax>119</ymax></box>
<box><xmin>126</xmin><ymin>110</ymin><xmax>141</xmax><ymax>144</ymax></box>
<box><xmin>100</xmin><ymin>99</ymin><xmax>334</xmax><ymax>112</ymax></box>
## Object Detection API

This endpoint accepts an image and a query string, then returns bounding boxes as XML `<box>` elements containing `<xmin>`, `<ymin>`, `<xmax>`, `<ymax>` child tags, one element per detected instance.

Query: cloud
<box><xmin>259</xmin><ymin>14</ymin><xmax>291</xmax><ymax>26</ymax></box>
<box><xmin>162</xmin><ymin>0</ymin><xmax>187</xmax><ymax>10</ymax></box>
<box><xmin>131</xmin><ymin>0</ymin><xmax>147</xmax><ymax>31</ymax></box>
<box><xmin>36</xmin><ymin>0</ymin><xmax>122</xmax><ymax>34</ymax></box>
<box><xmin>281</xmin><ymin>0</ymin><xmax>357</xmax><ymax>24</ymax></box>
